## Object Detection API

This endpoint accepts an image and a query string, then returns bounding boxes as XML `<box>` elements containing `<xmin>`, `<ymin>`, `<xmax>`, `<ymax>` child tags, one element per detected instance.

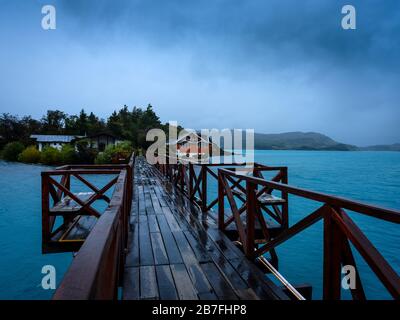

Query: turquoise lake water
<box><xmin>0</xmin><ymin>151</ymin><xmax>399</xmax><ymax>299</ymax></box>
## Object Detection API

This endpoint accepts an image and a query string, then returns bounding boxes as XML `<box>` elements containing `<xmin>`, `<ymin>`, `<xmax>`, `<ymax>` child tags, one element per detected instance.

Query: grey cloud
<box><xmin>0</xmin><ymin>0</ymin><xmax>399</xmax><ymax>146</ymax></box>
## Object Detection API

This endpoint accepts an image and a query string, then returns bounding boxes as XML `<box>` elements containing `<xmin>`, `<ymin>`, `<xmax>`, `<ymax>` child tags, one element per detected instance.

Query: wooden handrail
<box><xmin>47</xmin><ymin>153</ymin><xmax>135</xmax><ymax>299</ymax></box>
<box><xmin>219</xmin><ymin>168</ymin><xmax>400</xmax><ymax>223</ymax></box>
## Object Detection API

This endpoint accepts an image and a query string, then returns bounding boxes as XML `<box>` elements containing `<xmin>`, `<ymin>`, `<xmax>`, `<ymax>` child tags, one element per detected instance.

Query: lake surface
<box><xmin>0</xmin><ymin>151</ymin><xmax>399</xmax><ymax>299</ymax></box>
<box><xmin>0</xmin><ymin>161</ymin><xmax>115</xmax><ymax>299</ymax></box>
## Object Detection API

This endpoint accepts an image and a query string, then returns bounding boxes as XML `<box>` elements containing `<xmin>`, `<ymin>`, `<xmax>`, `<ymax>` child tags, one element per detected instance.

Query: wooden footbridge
<box><xmin>41</xmin><ymin>153</ymin><xmax>400</xmax><ymax>300</ymax></box>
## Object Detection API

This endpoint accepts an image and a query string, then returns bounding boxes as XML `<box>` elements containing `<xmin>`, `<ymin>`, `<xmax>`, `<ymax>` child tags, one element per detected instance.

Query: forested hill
<box><xmin>253</xmin><ymin>132</ymin><xmax>399</xmax><ymax>151</ymax></box>
<box><xmin>359</xmin><ymin>143</ymin><xmax>400</xmax><ymax>151</ymax></box>
<box><xmin>254</xmin><ymin>132</ymin><xmax>358</xmax><ymax>151</ymax></box>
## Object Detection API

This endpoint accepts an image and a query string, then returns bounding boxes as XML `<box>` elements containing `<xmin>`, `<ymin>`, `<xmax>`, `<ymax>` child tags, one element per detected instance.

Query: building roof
<box><xmin>30</xmin><ymin>134</ymin><xmax>81</xmax><ymax>143</ymax></box>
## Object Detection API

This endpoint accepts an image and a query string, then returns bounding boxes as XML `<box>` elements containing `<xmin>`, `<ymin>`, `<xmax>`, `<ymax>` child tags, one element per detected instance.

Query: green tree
<box><xmin>41</xmin><ymin>110</ymin><xmax>66</xmax><ymax>134</ymax></box>
<box><xmin>2</xmin><ymin>141</ymin><xmax>25</xmax><ymax>161</ymax></box>
<box><xmin>107</xmin><ymin>111</ymin><xmax>122</xmax><ymax>138</ymax></box>
<box><xmin>87</xmin><ymin>112</ymin><xmax>106</xmax><ymax>135</ymax></box>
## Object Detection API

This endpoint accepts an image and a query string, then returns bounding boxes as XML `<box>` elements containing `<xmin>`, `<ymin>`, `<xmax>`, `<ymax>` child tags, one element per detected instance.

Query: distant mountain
<box><xmin>253</xmin><ymin>132</ymin><xmax>358</xmax><ymax>151</ymax></box>
<box><xmin>359</xmin><ymin>143</ymin><xmax>400</xmax><ymax>151</ymax></box>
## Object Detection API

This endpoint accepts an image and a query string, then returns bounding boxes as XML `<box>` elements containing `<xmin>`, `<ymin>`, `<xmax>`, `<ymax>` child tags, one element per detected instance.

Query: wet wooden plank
<box><xmin>123</xmin><ymin>267</ymin><xmax>139</xmax><ymax>300</ymax></box>
<box><xmin>183</xmin><ymin>230</ymin><xmax>212</xmax><ymax>263</ymax></box>
<box><xmin>206</xmin><ymin>228</ymin><xmax>242</xmax><ymax>261</ymax></box>
<box><xmin>125</xmin><ymin>222</ymin><xmax>140</xmax><ymax>267</ymax></box>
<box><xmin>140</xmin><ymin>266</ymin><xmax>158</xmax><ymax>300</ymax></box>
<box><xmin>230</xmin><ymin>258</ymin><xmax>289</xmax><ymax>300</ymax></box>
<box><xmin>203</xmin><ymin>239</ymin><xmax>259</xmax><ymax>300</ymax></box>
<box><xmin>139</xmin><ymin>215</ymin><xmax>154</xmax><ymax>266</ymax></box>
<box><xmin>148</xmin><ymin>214</ymin><xmax>160</xmax><ymax>233</ymax></box>
<box><xmin>155</xmin><ymin>265</ymin><xmax>178</xmax><ymax>300</ymax></box>
<box><xmin>170</xmin><ymin>264</ymin><xmax>198</xmax><ymax>300</ymax></box>
<box><xmin>172</xmin><ymin>231</ymin><xmax>214</xmax><ymax>295</ymax></box>
<box><xmin>150</xmin><ymin>191</ymin><xmax>164</xmax><ymax>214</ymax></box>
<box><xmin>137</xmin><ymin>185</ymin><xmax>146</xmax><ymax>215</ymax></box>
<box><xmin>130</xmin><ymin>186</ymin><xmax>139</xmax><ymax>217</ymax></box>
<box><xmin>156</xmin><ymin>215</ymin><xmax>183</xmax><ymax>264</ymax></box>
<box><xmin>200</xmin><ymin>262</ymin><xmax>239</xmax><ymax>300</ymax></box>
<box><xmin>161</xmin><ymin>206</ymin><xmax>182</xmax><ymax>232</ymax></box>
<box><xmin>151</xmin><ymin>232</ymin><xmax>169</xmax><ymax>265</ymax></box>
<box><xmin>154</xmin><ymin>185</ymin><xmax>168</xmax><ymax>207</ymax></box>
<box><xmin>198</xmin><ymin>292</ymin><xmax>218</xmax><ymax>300</ymax></box>
<box><xmin>144</xmin><ymin>192</ymin><xmax>156</xmax><ymax>215</ymax></box>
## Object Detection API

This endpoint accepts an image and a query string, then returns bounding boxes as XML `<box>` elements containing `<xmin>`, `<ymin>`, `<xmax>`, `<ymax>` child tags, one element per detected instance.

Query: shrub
<box><xmin>76</xmin><ymin>139</ymin><xmax>97</xmax><ymax>164</ymax></box>
<box><xmin>94</xmin><ymin>150</ymin><xmax>112</xmax><ymax>164</ymax></box>
<box><xmin>18</xmin><ymin>146</ymin><xmax>41</xmax><ymax>163</ymax></box>
<box><xmin>95</xmin><ymin>141</ymin><xmax>133</xmax><ymax>164</ymax></box>
<box><xmin>2</xmin><ymin>141</ymin><xmax>25</xmax><ymax>161</ymax></box>
<box><xmin>40</xmin><ymin>146</ymin><xmax>62</xmax><ymax>165</ymax></box>
<box><xmin>60</xmin><ymin>144</ymin><xmax>78</xmax><ymax>164</ymax></box>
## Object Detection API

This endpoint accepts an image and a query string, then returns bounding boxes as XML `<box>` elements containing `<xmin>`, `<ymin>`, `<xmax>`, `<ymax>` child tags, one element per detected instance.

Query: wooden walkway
<box><xmin>122</xmin><ymin>157</ymin><xmax>288</xmax><ymax>300</ymax></box>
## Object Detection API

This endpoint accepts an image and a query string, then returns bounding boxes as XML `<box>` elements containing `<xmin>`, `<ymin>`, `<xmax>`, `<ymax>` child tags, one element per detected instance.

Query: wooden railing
<box><xmin>156</xmin><ymin>161</ymin><xmax>288</xmax><ymax>224</ymax></box>
<box><xmin>51</xmin><ymin>154</ymin><xmax>135</xmax><ymax>299</ymax></box>
<box><xmin>155</xmin><ymin>158</ymin><xmax>400</xmax><ymax>300</ymax></box>
<box><xmin>155</xmin><ymin>160</ymin><xmax>290</xmax><ymax>271</ymax></box>
<box><xmin>218</xmin><ymin>168</ymin><xmax>400</xmax><ymax>300</ymax></box>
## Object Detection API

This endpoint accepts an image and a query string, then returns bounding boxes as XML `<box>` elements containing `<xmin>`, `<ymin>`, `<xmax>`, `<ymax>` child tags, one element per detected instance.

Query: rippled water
<box><xmin>0</xmin><ymin>151</ymin><xmax>399</xmax><ymax>299</ymax></box>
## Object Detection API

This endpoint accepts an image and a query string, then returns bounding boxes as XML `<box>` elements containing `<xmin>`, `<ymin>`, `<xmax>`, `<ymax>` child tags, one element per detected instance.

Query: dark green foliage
<box><xmin>0</xmin><ymin>104</ymin><xmax>168</xmax><ymax>164</ymax></box>
<box><xmin>0</xmin><ymin>114</ymin><xmax>41</xmax><ymax>149</ymax></box>
<box><xmin>40</xmin><ymin>147</ymin><xmax>62</xmax><ymax>165</ymax></box>
<box><xmin>18</xmin><ymin>146</ymin><xmax>41</xmax><ymax>163</ymax></box>
<box><xmin>0</xmin><ymin>104</ymin><xmax>165</xmax><ymax>152</ymax></box>
<box><xmin>75</xmin><ymin>139</ymin><xmax>97</xmax><ymax>164</ymax></box>
<box><xmin>60</xmin><ymin>144</ymin><xmax>79</xmax><ymax>164</ymax></box>
<box><xmin>106</xmin><ymin>104</ymin><xmax>162</xmax><ymax>148</ymax></box>
<box><xmin>95</xmin><ymin>141</ymin><xmax>133</xmax><ymax>164</ymax></box>
<box><xmin>2</xmin><ymin>142</ymin><xmax>25</xmax><ymax>161</ymax></box>
<box><xmin>41</xmin><ymin>110</ymin><xmax>67</xmax><ymax>134</ymax></box>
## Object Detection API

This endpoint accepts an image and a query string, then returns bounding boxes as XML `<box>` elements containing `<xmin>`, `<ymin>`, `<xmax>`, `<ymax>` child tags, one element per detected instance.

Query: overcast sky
<box><xmin>0</xmin><ymin>0</ymin><xmax>399</xmax><ymax>146</ymax></box>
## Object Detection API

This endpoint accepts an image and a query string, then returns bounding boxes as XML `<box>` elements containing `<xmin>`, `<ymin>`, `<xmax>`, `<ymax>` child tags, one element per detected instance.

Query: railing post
<box><xmin>323</xmin><ymin>208</ymin><xmax>343</xmax><ymax>300</ymax></box>
<box><xmin>281</xmin><ymin>167</ymin><xmax>289</xmax><ymax>229</ymax></box>
<box><xmin>180</xmin><ymin>163</ymin><xmax>185</xmax><ymax>192</ymax></box>
<box><xmin>201</xmin><ymin>166</ymin><xmax>207</xmax><ymax>211</ymax></box>
<box><xmin>218</xmin><ymin>169</ymin><xmax>225</xmax><ymax>230</ymax></box>
<box><xmin>245</xmin><ymin>180</ymin><xmax>256</xmax><ymax>259</ymax></box>
<box><xmin>41</xmin><ymin>173</ymin><xmax>50</xmax><ymax>252</ymax></box>
<box><xmin>126</xmin><ymin>164</ymin><xmax>133</xmax><ymax>248</ymax></box>
<box><xmin>189</xmin><ymin>163</ymin><xmax>194</xmax><ymax>200</ymax></box>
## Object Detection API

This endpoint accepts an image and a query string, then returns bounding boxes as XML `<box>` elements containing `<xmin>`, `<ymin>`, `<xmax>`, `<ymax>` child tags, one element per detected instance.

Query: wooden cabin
<box><xmin>30</xmin><ymin>134</ymin><xmax>81</xmax><ymax>151</ymax></box>
<box><xmin>83</xmin><ymin>133</ymin><xmax>121</xmax><ymax>151</ymax></box>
